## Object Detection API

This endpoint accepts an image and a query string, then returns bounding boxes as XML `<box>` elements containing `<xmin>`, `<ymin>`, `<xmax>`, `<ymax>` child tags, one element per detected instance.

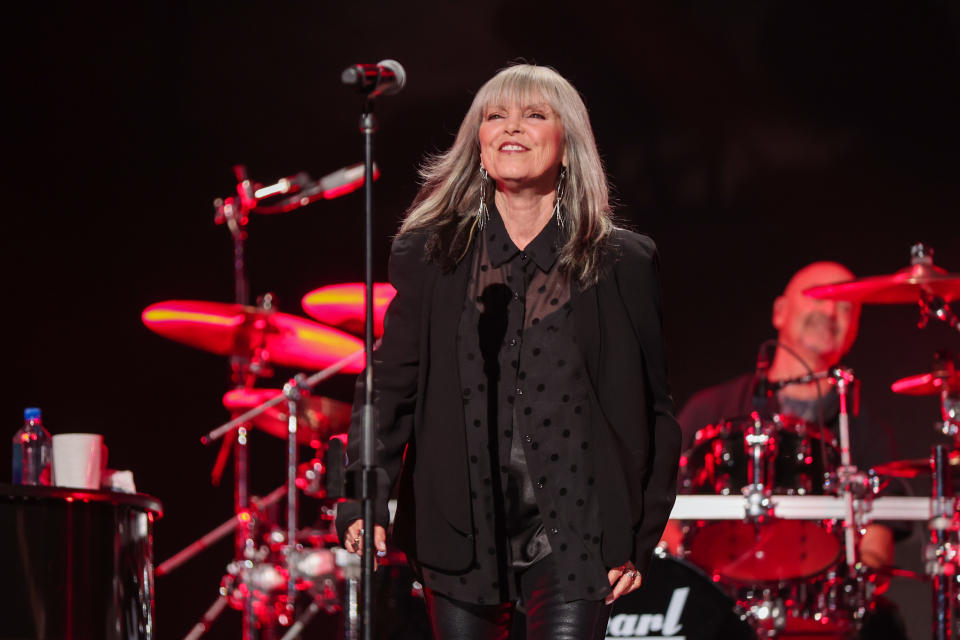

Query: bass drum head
<box><xmin>606</xmin><ymin>553</ymin><xmax>754</xmax><ymax>640</ymax></box>
<box><xmin>685</xmin><ymin>520</ymin><xmax>841</xmax><ymax>584</ymax></box>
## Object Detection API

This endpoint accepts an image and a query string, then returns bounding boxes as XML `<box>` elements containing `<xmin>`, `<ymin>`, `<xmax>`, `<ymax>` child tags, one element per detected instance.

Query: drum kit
<box><xmin>146</xmin><ymin>165</ymin><xmax>960</xmax><ymax>640</ymax></box>
<box><xmin>634</xmin><ymin>243</ymin><xmax>960</xmax><ymax>639</ymax></box>
<box><xmin>142</xmin><ymin>164</ymin><xmax>407</xmax><ymax>640</ymax></box>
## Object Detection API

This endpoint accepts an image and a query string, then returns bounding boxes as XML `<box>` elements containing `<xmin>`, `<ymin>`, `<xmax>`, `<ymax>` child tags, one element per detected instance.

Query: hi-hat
<box><xmin>301</xmin><ymin>283</ymin><xmax>396</xmax><ymax>337</ymax></box>
<box><xmin>142</xmin><ymin>300</ymin><xmax>364</xmax><ymax>373</ymax></box>
<box><xmin>222</xmin><ymin>388</ymin><xmax>351</xmax><ymax>446</ymax></box>
<box><xmin>804</xmin><ymin>245</ymin><xmax>960</xmax><ymax>304</ymax></box>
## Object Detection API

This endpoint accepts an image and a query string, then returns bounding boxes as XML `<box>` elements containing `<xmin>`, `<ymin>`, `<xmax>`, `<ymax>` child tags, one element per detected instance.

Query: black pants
<box><xmin>423</xmin><ymin>556</ymin><xmax>611</xmax><ymax>640</ymax></box>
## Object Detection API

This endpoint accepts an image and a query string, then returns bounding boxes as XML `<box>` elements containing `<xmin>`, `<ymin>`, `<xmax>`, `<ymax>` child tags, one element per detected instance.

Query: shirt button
<box><xmin>550</xmin><ymin>527</ymin><xmax>559</xmax><ymax>535</ymax></box>
<box><xmin>509</xmin><ymin>338</ymin><xmax>518</xmax><ymax>347</ymax></box>
<box><xmin>515</xmin><ymin>388</ymin><xmax>523</xmax><ymax>396</ymax></box>
<box><xmin>536</xmin><ymin>478</ymin><xmax>546</xmax><ymax>489</ymax></box>
<box><xmin>521</xmin><ymin>252</ymin><xmax>529</xmax><ymax>261</ymax></box>
<box><xmin>513</xmin><ymin>291</ymin><xmax>520</xmax><ymax>300</ymax></box>
<box><xmin>524</xmin><ymin>434</ymin><xmax>532</xmax><ymax>443</ymax></box>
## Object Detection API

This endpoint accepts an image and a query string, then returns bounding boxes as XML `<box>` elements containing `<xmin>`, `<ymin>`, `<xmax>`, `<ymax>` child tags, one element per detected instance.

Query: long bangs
<box><xmin>471</xmin><ymin>66</ymin><xmax>568</xmax><ymax>123</ymax></box>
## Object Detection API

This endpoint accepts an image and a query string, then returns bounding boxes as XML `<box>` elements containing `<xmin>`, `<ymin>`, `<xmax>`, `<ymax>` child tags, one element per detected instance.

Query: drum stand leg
<box><xmin>342</xmin><ymin>568</ymin><xmax>360</xmax><ymax>640</ymax></box>
<box><xmin>182</xmin><ymin>595</ymin><xmax>230</xmax><ymax>640</ymax></box>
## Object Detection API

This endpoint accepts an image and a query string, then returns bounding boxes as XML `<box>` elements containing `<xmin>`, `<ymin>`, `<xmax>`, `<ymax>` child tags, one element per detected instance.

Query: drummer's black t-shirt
<box><xmin>677</xmin><ymin>372</ymin><xmax>895</xmax><ymax>474</ymax></box>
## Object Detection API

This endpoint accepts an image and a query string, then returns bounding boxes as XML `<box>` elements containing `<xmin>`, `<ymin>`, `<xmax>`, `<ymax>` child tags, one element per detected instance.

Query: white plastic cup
<box><xmin>52</xmin><ymin>433</ymin><xmax>105</xmax><ymax>489</ymax></box>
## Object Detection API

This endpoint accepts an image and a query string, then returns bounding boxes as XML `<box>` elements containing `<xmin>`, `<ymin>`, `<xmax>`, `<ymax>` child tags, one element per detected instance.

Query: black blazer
<box><xmin>336</xmin><ymin>227</ymin><xmax>681</xmax><ymax>576</ymax></box>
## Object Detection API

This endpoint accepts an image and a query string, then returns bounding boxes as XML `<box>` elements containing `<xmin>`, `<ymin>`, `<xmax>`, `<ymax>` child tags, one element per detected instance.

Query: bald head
<box><xmin>781</xmin><ymin>262</ymin><xmax>856</xmax><ymax>302</ymax></box>
<box><xmin>772</xmin><ymin>261</ymin><xmax>861</xmax><ymax>370</ymax></box>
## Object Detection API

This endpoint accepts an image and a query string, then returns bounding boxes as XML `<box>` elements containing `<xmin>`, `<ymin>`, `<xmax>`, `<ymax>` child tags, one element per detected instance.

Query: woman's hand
<box><xmin>344</xmin><ymin>520</ymin><xmax>388</xmax><ymax>567</ymax></box>
<box><xmin>605</xmin><ymin>561</ymin><xmax>642</xmax><ymax>605</ymax></box>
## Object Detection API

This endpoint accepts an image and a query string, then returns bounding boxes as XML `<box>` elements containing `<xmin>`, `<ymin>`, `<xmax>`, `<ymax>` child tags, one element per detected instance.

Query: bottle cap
<box><xmin>24</xmin><ymin>407</ymin><xmax>42</xmax><ymax>421</ymax></box>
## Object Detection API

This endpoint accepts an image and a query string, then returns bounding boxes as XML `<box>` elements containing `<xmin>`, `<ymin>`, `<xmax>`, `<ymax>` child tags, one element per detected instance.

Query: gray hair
<box><xmin>399</xmin><ymin>63</ymin><xmax>614</xmax><ymax>284</ymax></box>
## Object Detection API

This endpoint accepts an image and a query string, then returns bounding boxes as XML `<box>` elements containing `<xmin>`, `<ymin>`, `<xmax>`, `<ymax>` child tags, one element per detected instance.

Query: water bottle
<box><xmin>12</xmin><ymin>407</ymin><xmax>52</xmax><ymax>485</ymax></box>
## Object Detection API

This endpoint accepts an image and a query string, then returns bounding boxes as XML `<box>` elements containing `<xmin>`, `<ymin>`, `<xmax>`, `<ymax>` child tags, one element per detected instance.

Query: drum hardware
<box><xmin>670</xmin><ymin>494</ymin><xmax>934</xmax><ymax>522</ymax></box>
<box><xmin>743</xmin><ymin>413</ymin><xmax>776</xmax><ymax>520</ymax></box>
<box><xmin>742</xmin><ymin>484</ymin><xmax>774</xmax><ymax>520</ymax></box>
<box><xmin>183</xmin><ymin>596</ymin><xmax>230</xmax><ymax>640</ymax></box>
<box><xmin>223</xmin><ymin>388</ymin><xmax>352</xmax><ymax>448</ymax></box>
<box><xmin>214</xmin><ymin>164</ymin><xmax>378</xmax><ymax>224</ymax></box>
<box><xmin>928</xmin><ymin>444</ymin><xmax>958</xmax><ymax>639</ymax></box>
<box><xmin>297</xmin><ymin>457</ymin><xmax>327</xmax><ymax>498</ymax></box>
<box><xmin>735</xmin><ymin>565</ymin><xmax>876</xmax><ymax>639</ymax></box>
<box><xmin>157</xmin><ymin>486</ymin><xmax>287</xmax><ymax>577</ymax></box>
<box><xmin>197</xmin><ymin>356</ymin><xmax>364</xmax><ymax>632</ymax></box>
<box><xmin>139</xmin><ymin>142</ymin><xmax>389</xmax><ymax>638</ymax></box>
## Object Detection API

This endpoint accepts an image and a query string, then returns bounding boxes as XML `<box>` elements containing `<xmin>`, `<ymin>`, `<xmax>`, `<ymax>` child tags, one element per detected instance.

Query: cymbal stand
<box><xmin>829</xmin><ymin>367</ymin><xmax>861</xmax><ymax>570</ymax></box>
<box><xmin>283</xmin><ymin>377</ymin><xmax>304</xmax><ymax>620</ymax></box>
<box><xmin>927</xmin><ymin>445</ymin><xmax>958</xmax><ymax>640</ymax></box>
<box><xmin>214</xmin><ymin>165</ymin><xmax>260</xmax><ymax>639</ymax></box>
<box><xmin>212</xmin><ymin>164</ymin><xmax>334</xmax><ymax>638</ymax></box>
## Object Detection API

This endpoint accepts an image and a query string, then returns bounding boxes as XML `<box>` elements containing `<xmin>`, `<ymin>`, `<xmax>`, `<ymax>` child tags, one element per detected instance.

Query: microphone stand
<box><xmin>357</xmin><ymin>96</ymin><xmax>378</xmax><ymax>640</ymax></box>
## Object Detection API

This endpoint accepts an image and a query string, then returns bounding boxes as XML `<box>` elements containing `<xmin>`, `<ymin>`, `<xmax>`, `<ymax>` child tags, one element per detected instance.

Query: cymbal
<box><xmin>891</xmin><ymin>370</ymin><xmax>960</xmax><ymax>395</ymax></box>
<box><xmin>142</xmin><ymin>300</ymin><xmax>364</xmax><ymax>373</ymax></box>
<box><xmin>301</xmin><ymin>283</ymin><xmax>396</xmax><ymax>337</ymax></box>
<box><xmin>803</xmin><ymin>262</ymin><xmax>960</xmax><ymax>304</ymax></box>
<box><xmin>872</xmin><ymin>450</ymin><xmax>960</xmax><ymax>478</ymax></box>
<box><xmin>223</xmin><ymin>388</ymin><xmax>352</xmax><ymax>446</ymax></box>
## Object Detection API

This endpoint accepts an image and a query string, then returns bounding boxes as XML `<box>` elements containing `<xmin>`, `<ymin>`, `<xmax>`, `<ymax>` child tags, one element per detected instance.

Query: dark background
<box><xmin>6</xmin><ymin>2</ymin><xmax>960</xmax><ymax>638</ymax></box>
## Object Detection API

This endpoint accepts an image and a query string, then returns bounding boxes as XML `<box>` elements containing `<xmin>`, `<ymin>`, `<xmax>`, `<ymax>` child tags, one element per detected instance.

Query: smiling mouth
<box><xmin>499</xmin><ymin>143</ymin><xmax>528</xmax><ymax>152</ymax></box>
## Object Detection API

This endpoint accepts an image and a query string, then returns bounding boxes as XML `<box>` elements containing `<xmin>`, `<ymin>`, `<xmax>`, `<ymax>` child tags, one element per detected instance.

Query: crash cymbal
<box><xmin>222</xmin><ymin>388</ymin><xmax>352</xmax><ymax>446</ymax></box>
<box><xmin>872</xmin><ymin>450</ymin><xmax>960</xmax><ymax>478</ymax></box>
<box><xmin>301</xmin><ymin>283</ymin><xmax>396</xmax><ymax>337</ymax></box>
<box><xmin>142</xmin><ymin>300</ymin><xmax>364</xmax><ymax>373</ymax></box>
<box><xmin>803</xmin><ymin>246</ymin><xmax>960</xmax><ymax>304</ymax></box>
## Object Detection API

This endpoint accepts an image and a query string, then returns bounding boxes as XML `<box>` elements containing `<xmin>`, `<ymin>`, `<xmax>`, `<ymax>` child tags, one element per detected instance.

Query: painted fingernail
<box><xmin>377</xmin><ymin>549</ymin><xmax>387</xmax><ymax>558</ymax></box>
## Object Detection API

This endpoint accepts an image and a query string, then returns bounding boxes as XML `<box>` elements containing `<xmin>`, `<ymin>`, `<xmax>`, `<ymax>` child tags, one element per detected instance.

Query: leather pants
<box><xmin>423</xmin><ymin>556</ymin><xmax>611</xmax><ymax>640</ymax></box>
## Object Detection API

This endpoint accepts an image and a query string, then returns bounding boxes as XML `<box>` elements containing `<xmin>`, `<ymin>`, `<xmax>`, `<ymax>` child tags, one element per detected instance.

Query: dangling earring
<box><xmin>553</xmin><ymin>166</ymin><xmax>567</xmax><ymax>228</ymax></box>
<box><xmin>477</xmin><ymin>166</ymin><xmax>490</xmax><ymax>230</ymax></box>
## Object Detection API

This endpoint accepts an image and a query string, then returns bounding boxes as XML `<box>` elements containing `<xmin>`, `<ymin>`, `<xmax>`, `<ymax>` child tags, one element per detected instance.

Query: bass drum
<box><xmin>606</xmin><ymin>553</ymin><xmax>755</xmax><ymax>640</ymax></box>
<box><xmin>680</xmin><ymin>414</ymin><xmax>841</xmax><ymax>584</ymax></box>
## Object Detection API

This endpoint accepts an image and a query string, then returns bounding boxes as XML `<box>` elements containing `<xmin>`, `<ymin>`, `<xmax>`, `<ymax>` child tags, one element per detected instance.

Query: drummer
<box><xmin>666</xmin><ymin>261</ymin><xmax>906</xmax><ymax>569</ymax></box>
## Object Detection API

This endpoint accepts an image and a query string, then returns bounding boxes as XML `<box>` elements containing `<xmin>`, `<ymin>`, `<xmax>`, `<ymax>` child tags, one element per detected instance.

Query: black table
<box><xmin>0</xmin><ymin>484</ymin><xmax>162</xmax><ymax>640</ymax></box>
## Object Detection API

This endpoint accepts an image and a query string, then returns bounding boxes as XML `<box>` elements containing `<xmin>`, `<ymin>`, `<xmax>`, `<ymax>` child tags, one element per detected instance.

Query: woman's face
<box><xmin>478</xmin><ymin>96</ymin><xmax>566</xmax><ymax>193</ymax></box>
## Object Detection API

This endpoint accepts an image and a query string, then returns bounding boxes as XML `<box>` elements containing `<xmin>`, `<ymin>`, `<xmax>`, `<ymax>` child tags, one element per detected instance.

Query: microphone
<box><xmin>251</xmin><ymin>163</ymin><xmax>380</xmax><ymax>215</ymax></box>
<box><xmin>750</xmin><ymin>341</ymin><xmax>777</xmax><ymax>409</ymax></box>
<box><xmin>341</xmin><ymin>59</ymin><xmax>406</xmax><ymax>98</ymax></box>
